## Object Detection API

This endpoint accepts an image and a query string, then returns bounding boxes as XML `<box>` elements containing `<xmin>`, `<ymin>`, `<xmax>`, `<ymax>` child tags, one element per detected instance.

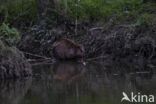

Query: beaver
<box><xmin>52</xmin><ymin>38</ymin><xmax>85</xmax><ymax>62</ymax></box>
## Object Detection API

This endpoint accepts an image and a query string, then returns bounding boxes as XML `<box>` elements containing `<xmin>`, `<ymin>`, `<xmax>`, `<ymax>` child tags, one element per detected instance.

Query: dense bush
<box><xmin>0</xmin><ymin>0</ymin><xmax>155</xmax><ymax>25</ymax></box>
<box><xmin>17</xmin><ymin>0</ymin><xmax>156</xmax><ymax>60</ymax></box>
<box><xmin>0</xmin><ymin>23</ymin><xmax>20</xmax><ymax>45</ymax></box>
<box><xmin>57</xmin><ymin>0</ymin><xmax>143</xmax><ymax>22</ymax></box>
<box><xmin>0</xmin><ymin>0</ymin><xmax>37</xmax><ymax>26</ymax></box>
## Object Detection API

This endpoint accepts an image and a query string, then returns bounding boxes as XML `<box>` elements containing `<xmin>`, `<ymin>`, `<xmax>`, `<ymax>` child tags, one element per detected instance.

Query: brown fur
<box><xmin>52</xmin><ymin>38</ymin><xmax>84</xmax><ymax>60</ymax></box>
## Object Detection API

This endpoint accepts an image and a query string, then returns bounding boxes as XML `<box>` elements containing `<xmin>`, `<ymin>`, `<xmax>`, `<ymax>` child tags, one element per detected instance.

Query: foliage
<box><xmin>0</xmin><ymin>0</ymin><xmax>155</xmax><ymax>25</ymax></box>
<box><xmin>0</xmin><ymin>0</ymin><xmax>37</xmax><ymax>25</ymax></box>
<box><xmin>57</xmin><ymin>0</ymin><xmax>143</xmax><ymax>22</ymax></box>
<box><xmin>0</xmin><ymin>23</ymin><xmax>20</xmax><ymax>45</ymax></box>
<box><xmin>135</xmin><ymin>13</ymin><xmax>156</xmax><ymax>26</ymax></box>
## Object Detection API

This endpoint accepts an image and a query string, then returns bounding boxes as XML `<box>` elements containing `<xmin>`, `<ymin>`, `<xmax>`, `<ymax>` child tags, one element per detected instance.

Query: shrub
<box><xmin>0</xmin><ymin>23</ymin><xmax>20</xmax><ymax>46</ymax></box>
<box><xmin>56</xmin><ymin>0</ymin><xmax>143</xmax><ymax>22</ymax></box>
<box><xmin>135</xmin><ymin>13</ymin><xmax>156</xmax><ymax>26</ymax></box>
<box><xmin>0</xmin><ymin>0</ymin><xmax>37</xmax><ymax>25</ymax></box>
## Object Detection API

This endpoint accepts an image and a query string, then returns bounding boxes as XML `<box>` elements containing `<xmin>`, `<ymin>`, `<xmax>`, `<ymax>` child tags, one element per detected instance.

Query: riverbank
<box><xmin>0</xmin><ymin>0</ymin><xmax>156</xmax><ymax>63</ymax></box>
<box><xmin>0</xmin><ymin>40</ymin><xmax>32</xmax><ymax>79</ymax></box>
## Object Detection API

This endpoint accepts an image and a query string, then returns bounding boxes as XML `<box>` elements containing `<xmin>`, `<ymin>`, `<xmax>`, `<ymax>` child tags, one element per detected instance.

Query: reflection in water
<box><xmin>53</xmin><ymin>61</ymin><xmax>85</xmax><ymax>82</ymax></box>
<box><xmin>0</xmin><ymin>78</ymin><xmax>32</xmax><ymax>104</ymax></box>
<box><xmin>0</xmin><ymin>61</ymin><xmax>156</xmax><ymax>104</ymax></box>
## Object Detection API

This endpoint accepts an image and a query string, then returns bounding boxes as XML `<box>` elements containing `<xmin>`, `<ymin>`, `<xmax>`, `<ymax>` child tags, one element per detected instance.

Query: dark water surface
<box><xmin>0</xmin><ymin>61</ymin><xmax>156</xmax><ymax>104</ymax></box>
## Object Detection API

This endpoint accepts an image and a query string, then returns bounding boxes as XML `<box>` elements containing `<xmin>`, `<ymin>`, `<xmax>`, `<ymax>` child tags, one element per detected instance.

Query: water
<box><xmin>0</xmin><ymin>61</ymin><xmax>156</xmax><ymax>104</ymax></box>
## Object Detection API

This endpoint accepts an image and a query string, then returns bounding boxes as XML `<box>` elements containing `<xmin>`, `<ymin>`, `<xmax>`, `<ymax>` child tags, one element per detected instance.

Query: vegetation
<box><xmin>0</xmin><ymin>0</ymin><xmax>155</xmax><ymax>24</ymax></box>
<box><xmin>0</xmin><ymin>0</ymin><xmax>156</xmax><ymax>58</ymax></box>
<box><xmin>60</xmin><ymin>0</ymin><xmax>143</xmax><ymax>22</ymax></box>
<box><xmin>0</xmin><ymin>23</ymin><xmax>20</xmax><ymax>46</ymax></box>
<box><xmin>0</xmin><ymin>40</ymin><xmax>32</xmax><ymax>79</ymax></box>
<box><xmin>37</xmin><ymin>0</ymin><xmax>155</xmax><ymax>25</ymax></box>
<box><xmin>0</xmin><ymin>0</ymin><xmax>37</xmax><ymax>26</ymax></box>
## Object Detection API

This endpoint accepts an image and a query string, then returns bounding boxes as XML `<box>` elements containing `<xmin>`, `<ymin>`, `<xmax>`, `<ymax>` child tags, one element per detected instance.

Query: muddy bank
<box><xmin>0</xmin><ymin>40</ymin><xmax>32</xmax><ymax>79</ymax></box>
<box><xmin>18</xmin><ymin>20</ymin><xmax>156</xmax><ymax>62</ymax></box>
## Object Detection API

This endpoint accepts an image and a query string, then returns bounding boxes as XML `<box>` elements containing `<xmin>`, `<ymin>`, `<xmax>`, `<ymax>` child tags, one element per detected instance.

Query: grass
<box><xmin>0</xmin><ymin>0</ymin><xmax>37</xmax><ymax>24</ymax></box>
<box><xmin>0</xmin><ymin>23</ymin><xmax>20</xmax><ymax>46</ymax></box>
<box><xmin>57</xmin><ymin>0</ymin><xmax>143</xmax><ymax>22</ymax></box>
<box><xmin>0</xmin><ymin>0</ymin><xmax>155</xmax><ymax>27</ymax></box>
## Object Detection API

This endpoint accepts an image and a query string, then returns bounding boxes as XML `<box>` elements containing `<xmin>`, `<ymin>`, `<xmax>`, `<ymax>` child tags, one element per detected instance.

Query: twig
<box><xmin>22</xmin><ymin>51</ymin><xmax>51</xmax><ymax>59</ymax></box>
<box><xmin>86</xmin><ymin>55</ymin><xmax>108</xmax><ymax>61</ymax></box>
<box><xmin>31</xmin><ymin>60</ymin><xmax>54</xmax><ymax>66</ymax></box>
<box><xmin>89</xmin><ymin>27</ymin><xmax>104</xmax><ymax>31</ymax></box>
<box><xmin>27</xmin><ymin>58</ymin><xmax>52</xmax><ymax>62</ymax></box>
